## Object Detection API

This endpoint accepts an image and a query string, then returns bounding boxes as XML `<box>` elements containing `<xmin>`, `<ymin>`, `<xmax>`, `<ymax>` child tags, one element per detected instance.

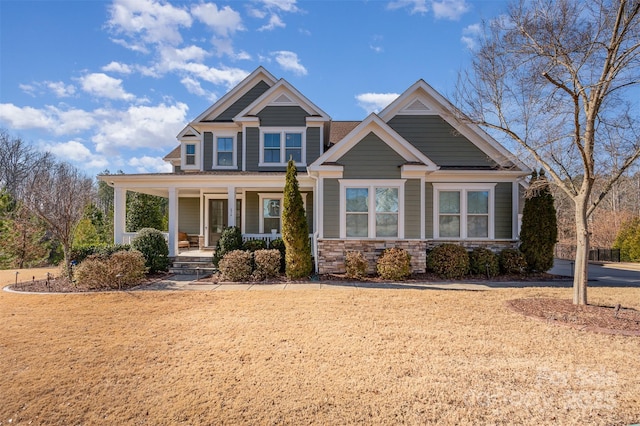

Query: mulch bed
<box><xmin>7</xmin><ymin>273</ymin><xmax>172</xmax><ymax>293</ymax></box>
<box><xmin>508</xmin><ymin>298</ymin><xmax>640</xmax><ymax>336</ymax></box>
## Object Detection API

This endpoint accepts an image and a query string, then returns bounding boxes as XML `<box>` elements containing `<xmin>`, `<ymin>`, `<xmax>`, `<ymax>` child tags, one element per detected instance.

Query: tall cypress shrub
<box><xmin>282</xmin><ymin>159</ymin><xmax>312</xmax><ymax>278</ymax></box>
<box><xmin>519</xmin><ymin>169</ymin><xmax>558</xmax><ymax>272</ymax></box>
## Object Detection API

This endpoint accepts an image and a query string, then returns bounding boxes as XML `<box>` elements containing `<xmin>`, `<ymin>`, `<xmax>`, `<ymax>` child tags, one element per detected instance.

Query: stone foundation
<box><xmin>317</xmin><ymin>239</ymin><xmax>427</xmax><ymax>275</ymax></box>
<box><xmin>425</xmin><ymin>240</ymin><xmax>518</xmax><ymax>252</ymax></box>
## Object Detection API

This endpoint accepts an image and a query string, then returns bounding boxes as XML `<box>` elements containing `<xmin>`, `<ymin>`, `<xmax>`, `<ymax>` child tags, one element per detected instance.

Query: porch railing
<box><xmin>243</xmin><ymin>233</ymin><xmax>317</xmax><ymax>262</ymax></box>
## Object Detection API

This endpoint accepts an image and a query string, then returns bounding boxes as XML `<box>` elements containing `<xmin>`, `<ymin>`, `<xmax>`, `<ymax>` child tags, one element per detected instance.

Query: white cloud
<box><xmin>387</xmin><ymin>0</ymin><xmax>428</xmax><ymax>14</ymax></box>
<box><xmin>191</xmin><ymin>3</ymin><xmax>244</xmax><ymax>37</ymax></box>
<box><xmin>92</xmin><ymin>102</ymin><xmax>189</xmax><ymax>154</ymax></box>
<box><xmin>42</xmin><ymin>140</ymin><xmax>109</xmax><ymax>169</ymax></box>
<box><xmin>79</xmin><ymin>73</ymin><xmax>135</xmax><ymax>101</ymax></box>
<box><xmin>46</xmin><ymin>81</ymin><xmax>76</xmax><ymax>98</ymax></box>
<box><xmin>102</xmin><ymin>61</ymin><xmax>133</xmax><ymax>74</ymax></box>
<box><xmin>259</xmin><ymin>14</ymin><xmax>285</xmax><ymax>31</ymax></box>
<box><xmin>107</xmin><ymin>0</ymin><xmax>192</xmax><ymax>47</ymax></box>
<box><xmin>128</xmin><ymin>155</ymin><xmax>173</xmax><ymax>173</ymax></box>
<box><xmin>19</xmin><ymin>84</ymin><xmax>36</xmax><ymax>96</ymax></box>
<box><xmin>432</xmin><ymin>0</ymin><xmax>469</xmax><ymax>20</ymax></box>
<box><xmin>0</xmin><ymin>103</ymin><xmax>95</xmax><ymax>135</ymax></box>
<box><xmin>461</xmin><ymin>23</ymin><xmax>482</xmax><ymax>50</ymax></box>
<box><xmin>211</xmin><ymin>37</ymin><xmax>251</xmax><ymax>60</ymax></box>
<box><xmin>259</xmin><ymin>0</ymin><xmax>300</xmax><ymax>13</ymax></box>
<box><xmin>355</xmin><ymin>93</ymin><xmax>399</xmax><ymax>114</ymax></box>
<box><xmin>271</xmin><ymin>51</ymin><xmax>307</xmax><ymax>76</ymax></box>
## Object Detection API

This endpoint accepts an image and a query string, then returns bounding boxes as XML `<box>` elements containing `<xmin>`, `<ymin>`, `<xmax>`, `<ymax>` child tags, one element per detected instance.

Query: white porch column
<box><xmin>227</xmin><ymin>186</ymin><xmax>236</xmax><ymax>228</ymax></box>
<box><xmin>168</xmin><ymin>187</ymin><xmax>178</xmax><ymax>257</ymax></box>
<box><xmin>113</xmin><ymin>186</ymin><xmax>126</xmax><ymax>244</ymax></box>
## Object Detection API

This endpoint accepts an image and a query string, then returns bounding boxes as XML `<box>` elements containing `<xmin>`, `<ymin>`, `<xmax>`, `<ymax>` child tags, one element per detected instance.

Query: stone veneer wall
<box><xmin>317</xmin><ymin>239</ymin><xmax>427</xmax><ymax>275</ymax></box>
<box><xmin>425</xmin><ymin>240</ymin><xmax>518</xmax><ymax>252</ymax></box>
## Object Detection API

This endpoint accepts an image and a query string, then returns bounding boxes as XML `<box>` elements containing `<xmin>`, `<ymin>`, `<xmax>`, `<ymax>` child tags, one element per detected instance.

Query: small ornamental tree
<box><xmin>519</xmin><ymin>170</ymin><xmax>558</xmax><ymax>273</ymax></box>
<box><xmin>282</xmin><ymin>159</ymin><xmax>312</xmax><ymax>279</ymax></box>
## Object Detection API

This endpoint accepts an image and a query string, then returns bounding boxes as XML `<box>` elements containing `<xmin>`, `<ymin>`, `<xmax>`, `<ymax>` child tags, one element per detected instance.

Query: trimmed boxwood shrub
<box><xmin>74</xmin><ymin>250</ymin><xmax>146</xmax><ymax>290</ymax></box>
<box><xmin>427</xmin><ymin>244</ymin><xmax>470</xmax><ymax>279</ymax></box>
<box><xmin>499</xmin><ymin>248</ymin><xmax>527</xmax><ymax>275</ymax></box>
<box><xmin>377</xmin><ymin>247</ymin><xmax>412</xmax><ymax>280</ymax></box>
<box><xmin>219</xmin><ymin>250</ymin><xmax>253</xmax><ymax>282</ymax></box>
<box><xmin>469</xmin><ymin>247</ymin><xmax>499</xmax><ymax>277</ymax></box>
<box><xmin>130</xmin><ymin>228</ymin><xmax>169</xmax><ymax>273</ymax></box>
<box><xmin>70</xmin><ymin>244</ymin><xmax>130</xmax><ymax>264</ymax></box>
<box><xmin>242</xmin><ymin>239</ymin><xmax>267</xmax><ymax>252</ymax></box>
<box><xmin>269</xmin><ymin>237</ymin><xmax>286</xmax><ymax>272</ymax></box>
<box><xmin>345</xmin><ymin>251</ymin><xmax>368</xmax><ymax>280</ymax></box>
<box><xmin>212</xmin><ymin>226</ymin><xmax>243</xmax><ymax>267</ymax></box>
<box><xmin>253</xmin><ymin>249</ymin><xmax>281</xmax><ymax>280</ymax></box>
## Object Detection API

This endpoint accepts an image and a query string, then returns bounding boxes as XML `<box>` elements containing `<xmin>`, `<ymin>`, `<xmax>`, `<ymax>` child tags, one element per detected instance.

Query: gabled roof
<box><xmin>309</xmin><ymin>114</ymin><xmax>439</xmax><ymax>172</ymax></box>
<box><xmin>379</xmin><ymin>80</ymin><xmax>529</xmax><ymax>171</ymax></box>
<box><xmin>177</xmin><ymin>125</ymin><xmax>200</xmax><ymax>139</ymax></box>
<box><xmin>189</xmin><ymin>66</ymin><xmax>277</xmax><ymax>124</ymax></box>
<box><xmin>163</xmin><ymin>145</ymin><xmax>181</xmax><ymax>161</ymax></box>
<box><xmin>234</xmin><ymin>78</ymin><xmax>331</xmax><ymax>122</ymax></box>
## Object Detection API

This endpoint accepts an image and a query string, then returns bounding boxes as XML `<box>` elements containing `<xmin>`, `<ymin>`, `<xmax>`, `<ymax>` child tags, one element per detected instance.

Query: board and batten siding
<box><xmin>337</xmin><ymin>132</ymin><xmax>404</xmax><ymax>179</ymax></box>
<box><xmin>178</xmin><ymin>198</ymin><xmax>200</xmax><ymax>235</ymax></box>
<box><xmin>388</xmin><ymin>115</ymin><xmax>494</xmax><ymax>168</ymax></box>
<box><xmin>495</xmin><ymin>182</ymin><xmax>513</xmax><ymax>239</ymax></box>
<box><xmin>322</xmin><ymin>179</ymin><xmax>340</xmax><ymax>238</ymax></box>
<box><xmin>404</xmin><ymin>179</ymin><xmax>421</xmax><ymax>239</ymax></box>
<box><xmin>212</xmin><ymin>81</ymin><xmax>271</xmax><ymax>122</ymax></box>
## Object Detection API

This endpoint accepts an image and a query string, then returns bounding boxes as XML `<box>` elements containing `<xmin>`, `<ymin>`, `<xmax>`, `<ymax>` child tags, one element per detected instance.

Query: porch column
<box><xmin>227</xmin><ymin>186</ymin><xmax>236</xmax><ymax>228</ymax></box>
<box><xmin>168</xmin><ymin>187</ymin><xmax>178</xmax><ymax>257</ymax></box>
<box><xmin>113</xmin><ymin>186</ymin><xmax>126</xmax><ymax>244</ymax></box>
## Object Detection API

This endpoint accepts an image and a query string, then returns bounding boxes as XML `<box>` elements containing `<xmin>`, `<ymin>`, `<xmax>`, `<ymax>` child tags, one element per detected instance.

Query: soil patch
<box><xmin>508</xmin><ymin>298</ymin><xmax>640</xmax><ymax>336</ymax></box>
<box><xmin>7</xmin><ymin>272</ymin><xmax>172</xmax><ymax>293</ymax></box>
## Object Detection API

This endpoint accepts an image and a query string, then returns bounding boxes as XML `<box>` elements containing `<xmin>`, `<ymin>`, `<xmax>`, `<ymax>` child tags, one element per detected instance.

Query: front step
<box><xmin>169</xmin><ymin>256</ymin><xmax>216</xmax><ymax>276</ymax></box>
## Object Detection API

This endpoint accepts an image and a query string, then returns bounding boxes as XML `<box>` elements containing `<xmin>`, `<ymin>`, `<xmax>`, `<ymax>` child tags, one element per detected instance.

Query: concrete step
<box><xmin>169</xmin><ymin>267</ymin><xmax>216</xmax><ymax>276</ymax></box>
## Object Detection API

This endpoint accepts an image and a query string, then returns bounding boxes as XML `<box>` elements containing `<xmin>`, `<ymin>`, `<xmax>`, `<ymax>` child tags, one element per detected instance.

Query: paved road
<box><xmin>548</xmin><ymin>259</ymin><xmax>640</xmax><ymax>287</ymax></box>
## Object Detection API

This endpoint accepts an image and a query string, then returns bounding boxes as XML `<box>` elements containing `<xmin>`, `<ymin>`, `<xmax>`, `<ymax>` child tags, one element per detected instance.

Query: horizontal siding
<box><xmin>258</xmin><ymin>106</ymin><xmax>308</xmax><ymax>127</ymax></box>
<box><xmin>245</xmin><ymin>191</ymin><xmax>259</xmax><ymax>234</ymax></box>
<box><xmin>246</xmin><ymin>127</ymin><xmax>259</xmax><ymax>172</ymax></box>
<box><xmin>323</xmin><ymin>179</ymin><xmax>340</xmax><ymax>238</ymax></box>
<box><xmin>388</xmin><ymin>115</ymin><xmax>493</xmax><ymax>168</ymax></box>
<box><xmin>425</xmin><ymin>182</ymin><xmax>433</xmax><ymax>238</ymax></box>
<box><xmin>214</xmin><ymin>81</ymin><xmax>271</xmax><ymax>122</ymax></box>
<box><xmin>305</xmin><ymin>192</ymin><xmax>314</xmax><ymax>234</ymax></box>
<box><xmin>495</xmin><ymin>182</ymin><xmax>512</xmax><ymax>239</ymax></box>
<box><xmin>306</xmin><ymin>127</ymin><xmax>320</xmax><ymax>165</ymax></box>
<box><xmin>236</xmin><ymin>131</ymin><xmax>243</xmax><ymax>169</ymax></box>
<box><xmin>339</xmin><ymin>132</ymin><xmax>404</xmax><ymax>179</ymax></box>
<box><xmin>404</xmin><ymin>179</ymin><xmax>421</xmax><ymax>238</ymax></box>
<box><xmin>178</xmin><ymin>198</ymin><xmax>200</xmax><ymax>235</ymax></box>
<box><xmin>203</xmin><ymin>132</ymin><xmax>213</xmax><ymax>170</ymax></box>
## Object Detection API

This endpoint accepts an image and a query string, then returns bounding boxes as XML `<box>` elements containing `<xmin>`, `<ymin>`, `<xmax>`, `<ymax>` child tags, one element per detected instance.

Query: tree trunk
<box><xmin>573</xmin><ymin>197</ymin><xmax>589</xmax><ymax>305</ymax></box>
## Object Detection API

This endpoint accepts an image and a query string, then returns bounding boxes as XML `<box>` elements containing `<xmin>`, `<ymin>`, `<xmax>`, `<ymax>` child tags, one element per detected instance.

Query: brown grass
<box><xmin>1</xmin><ymin>284</ymin><xmax>639</xmax><ymax>425</ymax></box>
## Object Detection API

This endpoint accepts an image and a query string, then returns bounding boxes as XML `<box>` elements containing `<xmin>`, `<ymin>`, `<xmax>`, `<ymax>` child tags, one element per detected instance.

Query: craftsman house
<box><xmin>101</xmin><ymin>66</ymin><xmax>530</xmax><ymax>274</ymax></box>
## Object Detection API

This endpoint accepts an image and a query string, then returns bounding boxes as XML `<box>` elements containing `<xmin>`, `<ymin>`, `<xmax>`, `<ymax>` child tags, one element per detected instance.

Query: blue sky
<box><xmin>0</xmin><ymin>0</ymin><xmax>507</xmax><ymax>177</ymax></box>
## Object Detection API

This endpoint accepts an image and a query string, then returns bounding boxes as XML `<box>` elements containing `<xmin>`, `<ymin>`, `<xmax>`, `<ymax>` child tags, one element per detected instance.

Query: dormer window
<box><xmin>182</xmin><ymin>141</ymin><xmax>200</xmax><ymax>170</ymax></box>
<box><xmin>185</xmin><ymin>144</ymin><xmax>196</xmax><ymax>165</ymax></box>
<box><xmin>259</xmin><ymin>128</ymin><xmax>306</xmax><ymax>166</ymax></box>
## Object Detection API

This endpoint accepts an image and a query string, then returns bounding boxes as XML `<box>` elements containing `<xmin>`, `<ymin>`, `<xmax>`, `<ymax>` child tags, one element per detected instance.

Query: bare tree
<box><xmin>457</xmin><ymin>0</ymin><xmax>640</xmax><ymax>304</ymax></box>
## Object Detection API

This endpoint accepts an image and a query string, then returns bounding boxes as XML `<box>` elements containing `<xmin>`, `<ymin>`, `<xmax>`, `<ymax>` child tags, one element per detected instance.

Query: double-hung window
<box><xmin>433</xmin><ymin>183</ymin><xmax>495</xmax><ymax>239</ymax></box>
<box><xmin>341</xmin><ymin>180</ymin><xmax>404</xmax><ymax>239</ymax></box>
<box><xmin>185</xmin><ymin>144</ymin><xmax>196</xmax><ymax>165</ymax></box>
<box><xmin>216</xmin><ymin>137</ymin><xmax>234</xmax><ymax>167</ymax></box>
<box><xmin>260</xmin><ymin>129</ymin><xmax>305</xmax><ymax>166</ymax></box>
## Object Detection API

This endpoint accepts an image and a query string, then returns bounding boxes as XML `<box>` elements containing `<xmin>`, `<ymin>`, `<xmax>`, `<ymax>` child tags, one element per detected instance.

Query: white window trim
<box><xmin>258</xmin><ymin>127</ymin><xmax>306</xmax><ymax>167</ymax></box>
<box><xmin>339</xmin><ymin>180</ymin><xmax>405</xmax><ymax>239</ymax></box>
<box><xmin>258</xmin><ymin>193</ymin><xmax>308</xmax><ymax>233</ymax></box>
<box><xmin>181</xmin><ymin>141</ymin><xmax>200</xmax><ymax>171</ymax></box>
<box><xmin>432</xmin><ymin>183</ymin><xmax>496</xmax><ymax>240</ymax></box>
<box><xmin>213</xmin><ymin>133</ymin><xmax>237</xmax><ymax>169</ymax></box>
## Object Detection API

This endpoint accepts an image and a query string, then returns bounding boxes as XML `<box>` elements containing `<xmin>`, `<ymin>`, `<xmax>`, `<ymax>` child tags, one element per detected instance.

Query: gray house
<box><xmin>101</xmin><ymin>66</ymin><xmax>529</xmax><ymax>274</ymax></box>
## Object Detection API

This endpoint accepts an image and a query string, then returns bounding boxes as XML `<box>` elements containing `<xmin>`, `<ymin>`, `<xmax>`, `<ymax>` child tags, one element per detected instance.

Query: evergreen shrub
<box><xmin>345</xmin><ymin>251</ymin><xmax>368</xmax><ymax>280</ymax></box>
<box><xmin>499</xmin><ymin>248</ymin><xmax>527</xmax><ymax>275</ymax></box>
<box><xmin>613</xmin><ymin>217</ymin><xmax>640</xmax><ymax>262</ymax></box>
<box><xmin>242</xmin><ymin>239</ymin><xmax>267</xmax><ymax>252</ymax></box>
<box><xmin>219</xmin><ymin>250</ymin><xmax>253</xmax><ymax>282</ymax></box>
<box><xmin>469</xmin><ymin>247</ymin><xmax>499</xmax><ymax>277</ymax></box>
<box><xmin>377</xmin><ymin>247</ymin><xmax>412</xmax><ymax>280</ymax></box>
<box><xmin>253</xmin><ymin>249</ymin><xmax>281</xmax><ymax>280</ymax></box>
<box><xmin>130</xmin><ymin>228</ymin><xmax>169</xmax><ymax>273</ymax></box>
<box><xmin>212</xmin><ymin>226</ymin><xmax>243</xmax><ymax>267</ymax></box>
<box><xmin>269</xmin><ymin>238</ymin><xmax>286</xmax><ymax>272</ymax></box>
<box><xmin>74</xmin><ymin>250</ymin><xmax>146</xmax><ymax>290</ymax></box>
<box><xmin>427</xmin><ymin>244</ymin><xmax>469</xmax><ymax>279</ymax></box>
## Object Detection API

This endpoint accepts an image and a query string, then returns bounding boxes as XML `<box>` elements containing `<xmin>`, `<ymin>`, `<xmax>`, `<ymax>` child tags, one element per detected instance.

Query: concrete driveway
<box><xmin>548</xmin><ymin>258</ymin><xmax>640</xmax><ymax>287</ymax></box>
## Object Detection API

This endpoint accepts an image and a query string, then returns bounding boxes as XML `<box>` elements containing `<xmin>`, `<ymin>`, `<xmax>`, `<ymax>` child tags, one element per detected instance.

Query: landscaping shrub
<box><xmin>218</xmin><ymin>250</ymin><xmax>253</xmax><ymax>282</ymax></box>
<box><xmin>73</xmin><ymin>250</ymin><xmax>146</xmax><ymax>290</ymax></box>
<box><xmin>212</xmin><ymin>226</ymin><xmax>243</xmax><ymax>267</ymax></box>
<box><xmin>427</xmin><ymin>244</ymin><xmax>470</xmax><ymax>279</ymax></box>
<box><xmin>377</xmin><ymin>247</ymin><xmax>411</xmax><ymax>280</ymax></box>
<box><xmin>130</xmin><ymin>228</ymin><xmax>169</xmax><ymax>273</ymax></box>
<box><xmin>269</xmin><ymin>238</ymin><xmax>286</xmax><ymax>272</ymax></box>
<box><xmin>242</xmin><ymin>239</ymin><xmax>267</xmax><ymax>252</ymax></box>
<box><xmin>613</xmin><ymin>216</ymin><xmax>640</xmax><ymax>262</ymax></box>
<box><xmin>70</xmin><ymin>244</ymin><xmax>130</xmax><ymax>264</ymax></box>
<box><xmin>345</xmin><ymin>251</ymin><xmax>368</xmax><ymax>280</ymax></box>
<box><xmin>469</xmin><ymin>247</ymin><xmax>499</xmax><ymax>277</ymax></box>
<box><xmin>499</xmin><ymin>248</ymin><xmax>527</xmax><ymax>275</ymax></box>
<box><xmin>253</xmin><ymin>249</ymin><xmax>281</xmax><ymax>280</ymax></box>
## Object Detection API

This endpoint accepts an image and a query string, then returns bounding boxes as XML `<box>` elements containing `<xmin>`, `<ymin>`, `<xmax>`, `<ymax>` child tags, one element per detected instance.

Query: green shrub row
<box><xmin>218</xmin><ymin>249</ymin><xmax>282</xmax><ymax>282</ymax></box>
<box><xmin>426</xmin><ymin>244</ymin><xmax>527</xmax><ymax>279</ymax></box>
<box><xmin>212</xmin><ymin>227</ymin><xmax>286</xmax><ymax>272</ymax></box>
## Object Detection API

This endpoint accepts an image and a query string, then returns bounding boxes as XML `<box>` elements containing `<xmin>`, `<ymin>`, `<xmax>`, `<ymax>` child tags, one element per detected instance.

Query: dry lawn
<box><xmin>1</xmin><ymin>283</ymin><xmax>639</xmax><ymax>425</ymax></box>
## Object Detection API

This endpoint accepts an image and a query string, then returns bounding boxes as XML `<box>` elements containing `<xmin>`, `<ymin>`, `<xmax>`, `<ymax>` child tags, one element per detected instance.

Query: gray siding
<box><xmin>323</xmin><ymin>179</ymin><xmax>340</xmax><ymax>238</ymax></box>
<box><xmin>213</xmin><ymin>81</ymin><xmax>271</xmax><ymax>122</ymax></box>
<box><xmin>305</xmin><ymin>192</ymin><xmax>314</xmax><ymax>234</ymax></box>
<box><xmin>339</xmin><ymin>132</ymin><xmax>404</xmax><ymax>179</ymax></box>
<box><xmin>203</xmin><ymin>132</ymin><xmax>213</xmax><ymax>170</ymax></box>
<box><xmin>405</xmin><ymin>179</ymin><xmax>421</xmax><ymax>238</ymax></box>
<box><xmin>178</xmin><ymin>198</ymin><xmax>200</xmax><ymax>234</ymax></box>
<box><xmin>258</xmin><ymin>106</ymin><xmax>308</xmax><ymax>127</ymax></box>
<box><xmin>388</xmin><ymin>115</ymin><xmax>494</xmax><ymax>168</ymax></box>
<box><xmin>236</xmin><ymin>131</ymin><xmax>243</xmax><ymax>169</ymax></box>
<box><xmin>495</xmin><ymin>182</ymin><xmax>513</xmax><ymax>239</ymax></box>
<box><xmin>425</xmin><ymin>182</ymin><xmax>433</xmax><ymax>238</ymax></box>
<box><xmin>306</xmin><ymin>127</ymin><xmax>321</xmax><ymax>165</ymax></box>
<box><xmin>174</xmin><ymin>165</ymin><xmax>181</xmax><ymax>173</ymax></box>
<box><xmin>245</xmin><ymin>191</ymin><xmax>259</xmax><ymax>234</ymax></box>
<box><xmin>246</xmin><ymin>128</ymin><xmax>259</xmax><ymax>172</ymax></box>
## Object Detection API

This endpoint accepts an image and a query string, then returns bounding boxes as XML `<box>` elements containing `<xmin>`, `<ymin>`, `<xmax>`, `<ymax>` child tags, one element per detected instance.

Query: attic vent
<box><xmin>272</xmin><ymin>93</ymin><xmax>294</xmax><ymax>104</ymax></box>
<box><xmin>403</xmin><ymin>99</ymin><xmax>431</xmax><ymax>112</ymax></box>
